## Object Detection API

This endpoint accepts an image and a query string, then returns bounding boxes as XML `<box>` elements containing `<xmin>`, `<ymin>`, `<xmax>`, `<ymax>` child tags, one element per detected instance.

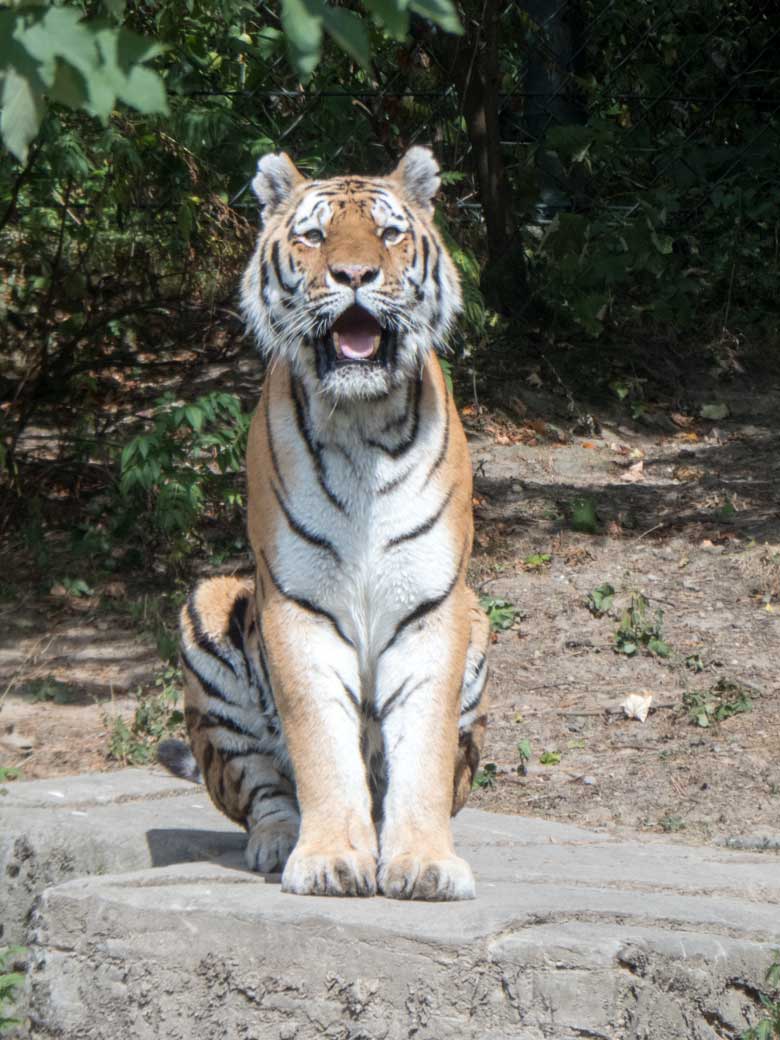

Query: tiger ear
<box><xmin>389</xmin><ymin>146</ymin><xmax>441</xmax><ymax>211</ymax></box>
<box><xmin>251</xmin><ymin>152</ymin><xmax>305</xmax><ymax>217</ymax></box>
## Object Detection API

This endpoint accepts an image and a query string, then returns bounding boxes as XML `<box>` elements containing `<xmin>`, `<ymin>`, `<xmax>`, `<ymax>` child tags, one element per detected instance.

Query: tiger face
<box><xmin>241</xmin><ymin>148</ymin><xmax>462</xmax><ymax>401</ymax></box>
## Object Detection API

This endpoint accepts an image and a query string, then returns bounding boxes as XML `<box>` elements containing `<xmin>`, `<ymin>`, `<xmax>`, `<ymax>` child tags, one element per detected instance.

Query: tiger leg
<box><xmin>260</xmin><ymin>595</ymin><xmax>377</xmax><ymax>898</ymax></box>
<box><xmin>452</xmin><ymin>588</ymin><xmax>490</xmax><ymax>814</ymax></box>
<box><xmin>179</xmin><ymin>576</ymin><xmax>300</xmax><ymax>873</ymax></box>
<box><xmin>375</xmin><ymin>593</ymin><xmax>475</xmax><ymax>901</ymax></box>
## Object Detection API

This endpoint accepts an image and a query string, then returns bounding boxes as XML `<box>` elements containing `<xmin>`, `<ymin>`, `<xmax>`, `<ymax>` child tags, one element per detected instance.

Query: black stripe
<box><xmin>221</xmin><ymin>747</ymin><xmax>264</xmax><ymax>763</ymax></box>
<box><xmin>290</xmin><ymin>375</ymin><xmax>348</xmax><ymax>513</ymax></box>
<box><xmin>385</xmin><ymin>485</ymin><xmax>454</xmax><ymax>550</ymax></box>
<box><xmin>270</xmin><ymin>479</ymin><xmax>342</xmax><ymax>563</ymax></box>
<box><xmin>259</xmin><ymin>549</ymin><xmax>355</xmax><ymax>648</ymax></box>
<box><xmin>367</xmin><ymin>377</ymin><xmax>421</xmax><ymax>459</ymax></box>
<box><xmin>181</xmin><ymin>648</ymin><xmax>233</xmax><ymax>706</ymax></box>
<box><xmin>186</xmin><ymin>593</ymin><xmax>238</xmax><ymax>677</ymax></box>
<box><xmin>253</xmin><ymin>805</ymin><xmax>294</xmax><ymax>825</ymax></box>
<box><xmin>378</xmin><ymin>464</ymin><xmax>416</xmax><ymax>496</ymax></box>
<box><xmin>227</xmin><ymin>594</ymin><xmax>249</xmax><ymax>654</ymax></box>
<box><xmin>379</xmin><ymin>676</ymin><xmax>430</xmax><ymax>721</ymax></box>
<box><xmin>380</xmin><ymin>542</ymin><xmax>467</xmax><ymax>656</ymax></box>
<box><xmin>202</xmin><ymin>741</ymin><xmax>214</xmax><ymax>781</ymax></box>
<box><xmin>271</xmin><ymin>239</ymin><xmax>296</xmax><ymax>294</ymax></box>
<box><xmin>243</xmin><ymin>781</ymin><xmax>286</xmax><ymax>816</ymax></box>
<box><xmin>197</xmin><ymin>710</ymin><xmax>261</xmax><ymax>740</ymax></box>
<box><xmin>265</xmin><ymin>398</ymin><xmax>289</xmax><ymax>497</ymax></box>
<box><xmin>425</xmin><ymin>392</ymin><xmax>450</xmax><ymax>481</ymax></box>
<box><xmin>421</xmin><ymin>235</ymin><xmax>430</xmax><ymax>282</ymax></box>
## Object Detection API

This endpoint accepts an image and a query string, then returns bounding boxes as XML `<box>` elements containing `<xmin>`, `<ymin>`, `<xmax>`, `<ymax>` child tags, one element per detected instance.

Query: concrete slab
<box><xmin>4</xmin><ymin>769</ymin><xmax>780</xmax><ymax>1038</ymax></box>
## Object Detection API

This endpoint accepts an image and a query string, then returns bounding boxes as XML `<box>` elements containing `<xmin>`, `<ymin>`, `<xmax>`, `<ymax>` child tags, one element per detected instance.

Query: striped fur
<box><xmin>175</xmin><ymin>149</ymin><xmax>489</xmax><ymax>900</ymax></box>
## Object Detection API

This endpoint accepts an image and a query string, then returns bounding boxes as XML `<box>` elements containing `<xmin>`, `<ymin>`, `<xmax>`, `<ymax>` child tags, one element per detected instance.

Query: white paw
<box><xmin>245</xmin><ymin>818</ymin><xmax>299</xmax><ymax>873</ymax></box>
<box><xmin>378</xmin><ymin>854</ymin><xmax>475</xmax><ymax>901</ymax></box>
<box><xmin>281</xmin><ymin>847</ymin><xmax>376</xmax><ymax>897</ymax></box>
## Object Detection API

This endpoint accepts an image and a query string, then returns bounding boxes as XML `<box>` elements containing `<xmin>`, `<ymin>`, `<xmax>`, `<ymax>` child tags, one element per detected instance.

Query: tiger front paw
<box><xmin>378</xmin><ymin>853</ymin><xmax>475</xmax><ymax>901</ymax></box>
<box><xmin>281</xmin><ymin>846</ymin><xmax>377</xmax><ymax>897</ymax></box>
<box><xmin>245</xmin><ymin>818</ymin><xmax>299</xmax><ymax>874</ymax></box>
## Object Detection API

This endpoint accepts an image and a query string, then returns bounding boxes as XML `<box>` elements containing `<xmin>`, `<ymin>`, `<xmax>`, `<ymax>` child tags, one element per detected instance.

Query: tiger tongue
<box><xmin>332</xmin><ymin>306</ymin><xmax>382</xmax><ymax>360</ymax></box>
<box><xmin>336</xmin><ymin>332</ymin><xmax>380</xmax><ymax>360</ymax></box>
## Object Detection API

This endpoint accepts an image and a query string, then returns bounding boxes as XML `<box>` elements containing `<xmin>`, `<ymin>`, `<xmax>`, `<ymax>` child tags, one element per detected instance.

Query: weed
<box><xmin>570</xmin><ymin>498</ymin><xmax>598</xmax><ymax>534</ymax></box>
<box><xmin>473</xmin><ymin>762</ymin><xmax>498</xmax><ymax>790</ymax></box>
<box><xmin>517</xmin><ymin>739</ymin><xmax>532</xmax><ymax>776</ymax></box>
<box><xmin>21</xmin><ymin>677</ymin><xmax>81</xmax><ymax>705</ymax></box>
<box><xmin>57</xmin><ymin>577</ymin><xmax>93</xmax><ymax>598</ymax></box>
<box><xmin>587</xmin><ymin>582</ymin><xmax>615</xmax><ymax>616</ymax></box>
<box><xmin>0</xmin><ymin>947</ymin><xmax>26</xmax><ymax>1033</ymax></box>
<box><xmin>521</xmin><ymin>553</ymin><xmax>552</xmax><ymax>571</ymax></box>
<box><xmin>684</xmin><ymin>678</ymin><xmax>754</xmax><ymax>728</ymax></box>
<box><xmin>614</xmin><ymin>592</ymin><xmax>670</xmax><ymax>657</ymax></box>
<box><xmin>540</xmin><ymin>751</ymin><xmax>561</xmax><ymax>766</ymax></box>
<box><xmin>0</xmin><ymin>767</ymin><xmax>21</xmax><ymax>783</ymax></box>
<box><xmin>660</xmin><ymin>814</ymin><xmax>686</xmax><ymax>833</ymax></box>
<box><xmin>107</xmin><ymin>667</ymin><xmax>185</xmax><ymax>766</ymax></box>
<box><xmin>685</xmin><ymin>654</ymin><xmax>705</xmax><ymax>673</ymax></box>
<box><xmin>480</xmin><ymin>595</ymin><xmax>521</xmax><ymax>632</ymax></box>
<box><xmin>740</xmin><ymin>950</ymin><xmax>780</xmax><ymax>1039</ymax></box>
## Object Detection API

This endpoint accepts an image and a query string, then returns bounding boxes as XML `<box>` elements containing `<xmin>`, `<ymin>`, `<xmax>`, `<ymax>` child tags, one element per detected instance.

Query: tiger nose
<box><xmin>329</xmin><ymin>264</ymin><xmax>380</xmax><ymax>288</ymax></box>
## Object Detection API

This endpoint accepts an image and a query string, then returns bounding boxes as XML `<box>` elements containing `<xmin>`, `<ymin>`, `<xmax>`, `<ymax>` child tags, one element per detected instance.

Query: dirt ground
<box><xmin>2</xmin><ymin>352</ymin><xmax>779</xmax><ymax>847</ymax></box>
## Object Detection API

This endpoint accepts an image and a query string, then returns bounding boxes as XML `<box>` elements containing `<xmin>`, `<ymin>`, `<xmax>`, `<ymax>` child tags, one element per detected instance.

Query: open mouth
<box><xmin>324</xmin><ymin>305</ymin><xmax>388</xmax><ymax>366</ymax></box>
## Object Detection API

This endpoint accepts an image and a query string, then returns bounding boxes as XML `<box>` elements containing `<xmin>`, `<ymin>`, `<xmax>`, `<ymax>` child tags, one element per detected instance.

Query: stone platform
<box><xmin>3</xmin><ymin>769</ymin><xmax>779</xmax><ymax>1038</ymax></box>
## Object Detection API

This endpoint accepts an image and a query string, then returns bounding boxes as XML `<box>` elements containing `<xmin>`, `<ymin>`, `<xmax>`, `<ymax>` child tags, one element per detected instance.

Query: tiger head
<box><xmin>241</xmin><ymin>147</ymin><xmax>462</xmax><ymax>402</ymax></box>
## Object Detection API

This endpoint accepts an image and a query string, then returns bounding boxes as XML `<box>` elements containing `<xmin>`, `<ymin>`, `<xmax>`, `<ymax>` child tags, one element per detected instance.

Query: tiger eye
<box><xmin>382</xmin><ymin>226</ymin><xmax>404</xmax><ymax>245</ymax></box>
<box><xmin>302</xmin><ymin>228</ymin><xmax>324</xmax><ymax>245</ymax></box>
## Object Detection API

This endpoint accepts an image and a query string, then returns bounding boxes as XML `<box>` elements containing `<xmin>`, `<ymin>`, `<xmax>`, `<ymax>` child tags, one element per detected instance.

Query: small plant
<box><xmin>614</xmin><ymin>592</ymin><xmax>670</xmax><ymax>657</ymax></box>
<box><xmin>517</xmin><ymin>739</ymin><xmax>532</xmax><ymax>776</ymax></box>
<box><xmin>587</xmin><ymin>582</ymin><xmax>615</xmax><ymax>616</ymax></box>
<box><xmin>473</xmin><ymin>762</ymin><xmax>498</xmax><ymax>790</ymax></box>
<box><xmin>21</xmin><ymin>677</ymin><xmax>81</xmax><ymax>705</ymax></box>
<box><xmin>107</xmin><ymin>667</ymin><xmax>185</xmax><ymax>766</ymax></box>
<box><xmin>0</xmin><ymin>946</ymin><xmax>26</xmax><ymax>1033</ymax></box>
<box><xmin>740</xmin><ymin>950</ymin><xmax>780</xmax><ymax>1039</ymax></box>
<box><xmin>539</xmin><ymin>750</ymin><xmax>561</xmax><ymax>766</ymax></box>
<box><xmin>570</xmin><ymin>498</ymin><xmax>598</xmax><ymax>534</ymax></box>
<box><xmin>521</xmin><ymin>553</ymin><xmax>552</xmax><ymax>571</ymax></box>
<box><xmin>685</xmin><ymin>654</ymin><xmax>705</xmax><ymax>673</ymax></box>
<box><xmin>57</xmin><ymin>577</ymin><xmax>94</xmax><ymax>598</ymax></box>
<box><xmin>480</xmin><ymin>595</ymin><xmax>521</xmax><ymax>632</ymax></box>
<box><xmin>0</xmin><ymin>767</ymin><xmax>21</xmax><ymax>783</ymax></box>
<box><xmin>660</xmin><ymin>814</ymin><xmax>685</xmax><ymax>833</ymax></box>
<box><xmin>684</xmin><ymin>678</ymin><xmax>754</xmax><ymax>728</ymax></box>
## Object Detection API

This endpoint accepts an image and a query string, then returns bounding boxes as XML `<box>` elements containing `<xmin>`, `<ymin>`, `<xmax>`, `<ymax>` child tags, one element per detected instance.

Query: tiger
<box><xmin>158</xmin><ymin>146</ymin><xmax>490</xmax><ymax>901</ymax></box>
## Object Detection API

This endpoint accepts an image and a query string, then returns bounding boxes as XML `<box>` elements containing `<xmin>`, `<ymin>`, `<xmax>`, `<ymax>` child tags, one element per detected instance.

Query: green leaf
<box><xmin>0</xmin><ymin>61</ymin><xmax>45</xmax><ymax>162</ymax></box>
<box><xmin>409</xmin><ymin>0</ymin><xmax>462</xmax><ymax>34</ymax></box>
<box><xmin>570</xmin><ymin>498</ymin><xmax>598</xmax><ymax>533</ymax></box>
<box><xmin>363</xmin><ymin>0</ymin><xmax>410</xmax><ymax>38</ymax></box>
<box><xmin>647</xmin><ymin>637</ymin><xmax>670</xmax><ymax>658</ymax></box>
<box><xmin>539</xmin><ymin>751</ymin><xmax>561</xmax><ymax>765</ymax></box>
<box><xmin>700</xmin><ymin>402</ymin><xmax>730</xmax><ymax>420</ymax></box>
<box><xmin>517</xmin><ymin>739</ymin><xmax>532</xmax><ymax>760</ymax></box>
<box><xmin>279</xmin><ymin>0</ymin><xmax>323</xmax><ymax>80</ymax></box>
<box><xmin>322</xmin><ymin>7</ymin><xmax>370</xmax><ymax>69</ymax></box>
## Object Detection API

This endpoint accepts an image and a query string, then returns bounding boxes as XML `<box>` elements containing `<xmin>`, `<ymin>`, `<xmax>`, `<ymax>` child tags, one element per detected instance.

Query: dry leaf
<box><xmin>621</xmin><ymin>693</ymin><xmax>653</xmax><ymax>722</ymax></box>
<box><xmin>620</xmin><ymin>460</ymin><xmax>645</xmax><ymax>482</ymax></box>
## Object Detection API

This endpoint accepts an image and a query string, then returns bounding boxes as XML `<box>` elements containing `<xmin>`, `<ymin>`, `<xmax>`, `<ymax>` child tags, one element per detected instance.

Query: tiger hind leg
<box><xmin>452</xmin><ymin>588</ymin><xmax>490</xmax><ymax>815</ymax></box>
<box><xmin>177</xmin><ymin>575</ymin><xmax>299</xmax><ymax>873</ymax></box>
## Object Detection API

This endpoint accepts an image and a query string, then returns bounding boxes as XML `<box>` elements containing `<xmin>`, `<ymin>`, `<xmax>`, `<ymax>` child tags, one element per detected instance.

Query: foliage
<box><xmin>0</xmin><ymin>4</ymin><xmax>167</xmax><ymax>161</ymax></box>
<box><xmin>480</xmin><ymin>595</ymin><xmax>520</xmax><ymax>632</ymax></box>
<box><xmin>107</xmin><ymin>666</ymin><xmax>184</xmax><ymax>765</ymax></box>
<box><xmin>0</xmin><ymin>947</ymin><xmax>25</xmax><ymax>1033</ymax></box>
<box><xmin>740</xmin><ymin>951</ymin><xmax>780</xmax><ymax>1040</ymax></box>
<box><xmin>117</xmin><ymin>390</ymin><xmax>250</xmax><ymax>538</ymax></box>
<box><xmin>516</xmin><ymin>738</ymin><xmax>531</xmax><ymax>775</ymax></box>
<box><xmin>539</xmin><ymin>750</ymin><xmax>561</xmax><ymax>766</ymax></box>
<box><xmin>614</xmin><ymin>593</ymin><xmax>670</xmax><ymax>658</ymax></box>
<box><xmin>0</xmin><ymin>767</ymin><xmax>21</xmax><ymax>783</ymax></box>
<box><xmin>587</xmin><ymin>582</ymin><xmax>615</xmax><ymax>616</ymax></box>
<box><xmin>683</xmin><ymin>679</ymin><xmax>754</xmax><ymax>729</ymax></box>
<box><xmin>472</xmin><ymin>762</ymin><xmax>497</xmax><ymax>790</ymax></box>
<box><xmin>570</xmin><ymin>499</ymin><xmax>598</xmax><ymax>535</ymax></box>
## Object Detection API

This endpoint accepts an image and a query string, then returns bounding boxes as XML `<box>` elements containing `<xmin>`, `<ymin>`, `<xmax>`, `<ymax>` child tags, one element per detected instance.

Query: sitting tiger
<box><xmin>159</xmin><ymin>147</ymin><xmax>489</xmax><ymax>901</ymax></box>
